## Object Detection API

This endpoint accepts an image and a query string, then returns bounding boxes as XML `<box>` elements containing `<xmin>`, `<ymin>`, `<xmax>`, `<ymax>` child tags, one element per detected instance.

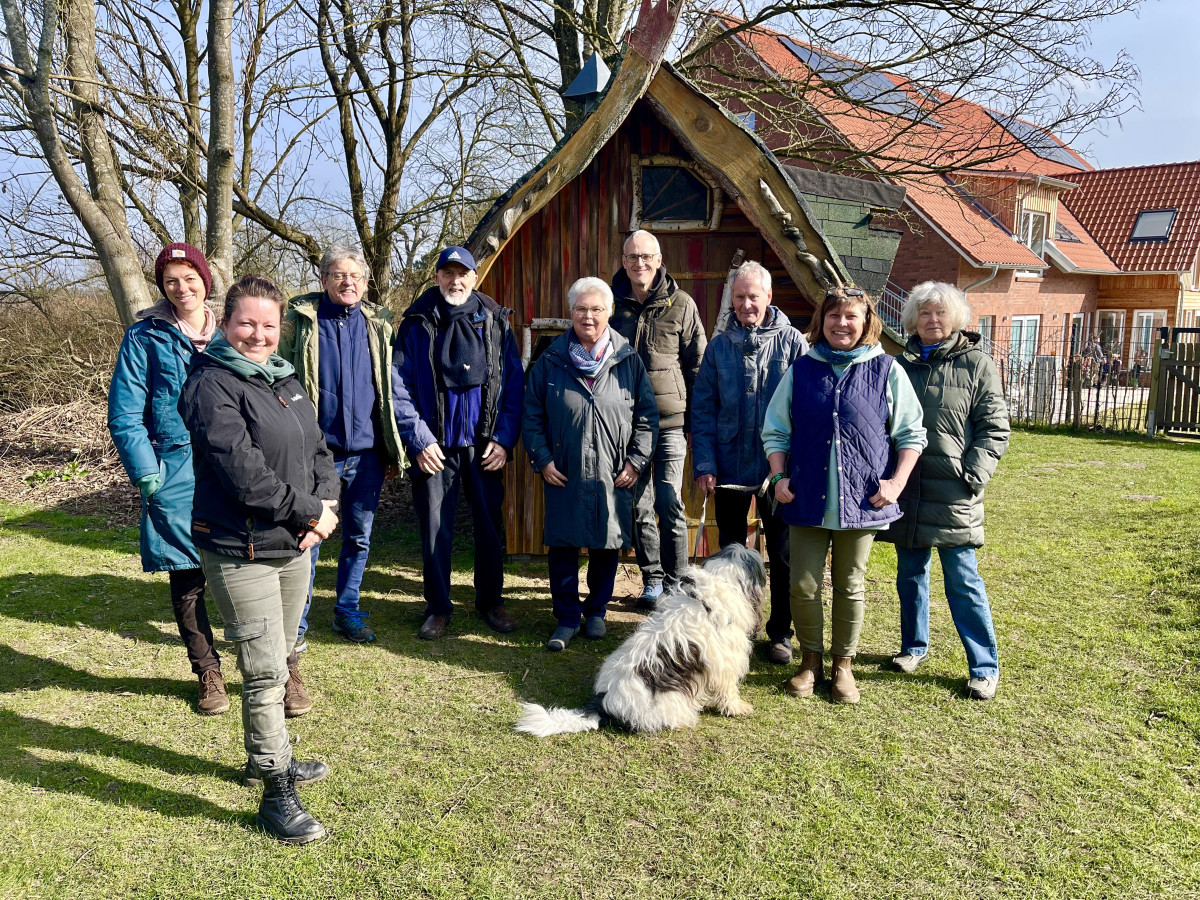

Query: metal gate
<box><xmin>1148</xmin><ymin>328</ymin><xmax>1200</xmax><ymax>436</ymax></box>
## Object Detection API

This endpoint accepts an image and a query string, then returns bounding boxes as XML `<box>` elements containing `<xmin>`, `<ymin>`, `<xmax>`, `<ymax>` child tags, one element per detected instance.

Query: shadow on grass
<box><xmin>0</xmin><ymin>642</ymin><xmax>198</xmax><ymax>703</ymax></box>
<box><xmin>0</xmin><ymin>573</ymin><xmax>208</xmax><ymax>650</ymax></box>
<box><xmin>0</xmin><ymin>708</ymin><xmax>246</xmax><ymax>824</ymax></box>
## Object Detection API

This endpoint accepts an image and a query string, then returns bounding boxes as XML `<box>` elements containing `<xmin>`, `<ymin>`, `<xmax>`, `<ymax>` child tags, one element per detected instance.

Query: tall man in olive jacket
<box><xmin>391</xmin><ymin>247</ymin><xmax>524</xmax><ymax>640</ymax></box>
<box><xmin>281</xmin><ymin>245</ymin><xmax>405</xmax><ymax>653</ymax></box>
<box><xmin>610</xmin><ymin>230</ymin><xmax>707</xmax><ymax>606</ymax></box>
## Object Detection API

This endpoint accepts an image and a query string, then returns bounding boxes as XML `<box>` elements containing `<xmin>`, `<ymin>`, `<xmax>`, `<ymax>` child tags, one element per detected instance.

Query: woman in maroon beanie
<box><xmin>108</xmin><ymin>243</ymin><xmax>229</xmax><ymax>715</ymax></box>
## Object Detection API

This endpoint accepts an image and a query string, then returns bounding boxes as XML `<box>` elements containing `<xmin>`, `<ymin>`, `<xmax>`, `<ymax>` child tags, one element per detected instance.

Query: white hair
<box><xmin>733</xmin><ymin>260</ymin><xmax>772</xmax><ymax>294</ymax></box>
<box><xmin>901</xmin><ymin>281</ymin><xmax>971</xmax><ymax>335</ymax></box>
<box><xmin>319</xmin><ymin>244</ymin><xmax>369</xmax><ymax>280</ymax></box>
<box><xmin>568</xmin><ymin>277</ymin><xmax>614</xmax><ymax>315</ymax></box>
<box><xmin>623</xmin><ymin>229</ymin><xmax>661</xmax><ymax>256</ymax></box>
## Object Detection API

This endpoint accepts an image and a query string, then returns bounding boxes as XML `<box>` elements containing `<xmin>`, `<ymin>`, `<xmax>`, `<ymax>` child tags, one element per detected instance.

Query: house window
<box><xmin>630</xmin><ymin>156</ymin><xmax>724</xmax><ymax>232</ymax></box>
<box><xmin>1010</xmin><ymin>314</ymin><xmax>1040</xmax><ymax>368</ymax></box>
<box><xmin>1129</xmin><ymin>209</ymin><xmax>1177</xmax><ymax>242</ymax></box>
<box><xmin>1098</xmin><ymin>310</ymin><xmax>1124</xmax><ymax>355</ymax></box>
<box><xmin>1070</xmin><ymin>312</ymin><xmax>1086</xmax><ymax>356</ymax></box>
<box><xmin>1132</xmin><ymin>310</ymin><xmax>1167</xmax><ymax>356</ymax></box>
<box><xmin>1019</xmin><ymin>209</ymin><xmax>1048</xmax><ymax>253</ymax></box>
<box><xmin>977</xmin><ymin>315</ymin><xmax>995</xmax><ymax>353</ymax></box>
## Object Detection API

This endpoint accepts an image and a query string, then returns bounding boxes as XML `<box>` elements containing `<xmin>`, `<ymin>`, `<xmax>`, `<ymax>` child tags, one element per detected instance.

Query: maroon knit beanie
<box><xmin>154</xmin><ymin>243</ymin><xmax>213</xmax><ymax>301</ymax></box>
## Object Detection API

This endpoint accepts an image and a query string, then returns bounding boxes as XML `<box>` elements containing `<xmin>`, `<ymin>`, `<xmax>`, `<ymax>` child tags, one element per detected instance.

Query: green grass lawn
<box><xmin>0</xmin><ymin>430</ymin><xmax>1197</xmax><ymax>899</ymax></box>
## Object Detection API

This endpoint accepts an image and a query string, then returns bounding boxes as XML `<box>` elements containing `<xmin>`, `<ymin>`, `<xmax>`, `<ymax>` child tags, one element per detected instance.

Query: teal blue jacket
<box><xmin>108</xmin><ymin>301</ymin><xmax>202</xmax><ymax>571</ymax></box>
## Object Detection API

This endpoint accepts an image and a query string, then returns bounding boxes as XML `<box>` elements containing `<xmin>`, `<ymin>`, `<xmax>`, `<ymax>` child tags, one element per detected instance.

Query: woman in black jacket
<box><xmin>179</xmin><ymin>275</ymin><xmax>339</xmax><ymax>844</ymax></box>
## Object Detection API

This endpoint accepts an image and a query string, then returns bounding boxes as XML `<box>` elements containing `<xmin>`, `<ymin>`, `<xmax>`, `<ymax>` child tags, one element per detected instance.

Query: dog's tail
<box><xmin>514</xmin><ymin>701</ymin><xmax>601</xmax><ymax>737</ymax></box>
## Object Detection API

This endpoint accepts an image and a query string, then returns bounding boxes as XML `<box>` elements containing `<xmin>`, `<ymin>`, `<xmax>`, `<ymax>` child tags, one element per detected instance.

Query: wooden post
<box><xmin>1147</xmin><ymin>335</ymin><xmax>1166</xmax><ymax>436</ymax></box>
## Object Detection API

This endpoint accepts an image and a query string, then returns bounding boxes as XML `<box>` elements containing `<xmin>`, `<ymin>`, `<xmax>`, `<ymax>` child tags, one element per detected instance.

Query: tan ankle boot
<box><xmin>783</xmin><ymin>651</ymin><xmax>824</xmax><ymax>698</ymax></box>
<box><xmin>284</xmin><ymin>651</ymin><xmax>312</xmax><ymax>718</ymax></box>
<box><xmin>830</xmin><ymin>656</ymin><xmax>860</xmax><ymax>704</ymax></box>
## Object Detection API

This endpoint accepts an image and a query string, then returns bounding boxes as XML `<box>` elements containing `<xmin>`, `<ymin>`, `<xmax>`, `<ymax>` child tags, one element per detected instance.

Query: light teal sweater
<box><xmin>761</xmin><ymin>343</ymin><xmax>927</xmax><ymax>530</ymax></box>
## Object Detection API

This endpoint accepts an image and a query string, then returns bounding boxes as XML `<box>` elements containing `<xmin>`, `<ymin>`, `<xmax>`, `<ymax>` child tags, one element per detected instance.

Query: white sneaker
<box><xmin>966</xmin><ymin>674</ymin><xmax>999</xmax><ymax>701</ymax></box>
<box><xmin>891</xmin><ymin>652</ymin><xmax>926</xmax><ymax>674</ymax></box>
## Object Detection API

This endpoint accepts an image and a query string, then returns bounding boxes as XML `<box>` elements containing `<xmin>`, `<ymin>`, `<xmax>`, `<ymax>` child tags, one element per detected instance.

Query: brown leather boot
<box><xmin>830</xmin><ymin>656</ymin><xmax>860</xmax><ymax>705</ymax></box>
<box><xmin>284</xmin><ymin>651</ymin><xmax>312</xmax><ymax>718</ymax></box>
<box><xmin>783</xmin><ymin>651</ymin><xmax>824</xmax><ymax>698</ymax></box>
<box><xmin>197</xmin><ymin>668</ymin><xmax>229</xmax><ymax>715</ymax></box>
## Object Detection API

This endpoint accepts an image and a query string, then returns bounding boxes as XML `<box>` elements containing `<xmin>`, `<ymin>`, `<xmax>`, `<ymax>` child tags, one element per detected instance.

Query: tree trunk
<box><xmin>0</xmin><ymin>0</ymin><xmax>151</xmax><ymax>324</ymax></box>
<box><xmin>205</xmin><ymin>0</ymin><xmax>236</xmax><ymax>298</ymax></box>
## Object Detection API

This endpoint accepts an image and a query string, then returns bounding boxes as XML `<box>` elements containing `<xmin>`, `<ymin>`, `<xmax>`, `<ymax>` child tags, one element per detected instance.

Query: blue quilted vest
<box><xmin>781</xmin><ymin>352</ymin><xmax>901</xmax><ymax>529</ymax></box>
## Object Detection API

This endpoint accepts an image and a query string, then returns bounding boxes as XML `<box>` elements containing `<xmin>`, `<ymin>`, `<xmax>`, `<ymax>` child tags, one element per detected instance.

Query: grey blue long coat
<box><xmin>522</xmin><ymin>329</ymin><xmax>658</xmax><ymax>549</ymax></box>
<box><xmin>878</xmin><ymin>330</ymin><xmax>1009</xmax><ymax>548</ymax></box>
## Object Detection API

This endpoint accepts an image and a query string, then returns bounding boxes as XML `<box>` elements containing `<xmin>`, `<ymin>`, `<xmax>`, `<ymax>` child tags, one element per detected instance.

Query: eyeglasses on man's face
<box><xmin>325</xmin><ymin>271</ymin><xmax>365</xmax><ymax>283</ymax></box>
<box><xmin>623</xmin><ymin>253</ymin><xmax>659</xmax><ymax>264</ymax></box>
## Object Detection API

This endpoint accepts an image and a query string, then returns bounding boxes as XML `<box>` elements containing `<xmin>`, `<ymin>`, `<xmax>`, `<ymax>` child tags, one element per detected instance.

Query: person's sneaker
<box><xmin>546</xmin><ymin>625</ymin><xmax>579</xmax><ymax>652</ymax></box>
<box><xmin>635</xmin><ymin>583</ymin><xmax>663</xmax><ymax>611</ymax></box>
<box><xmin>333</xmin><ymin>620</ymin><xmax>375</xmax><ymax>643</ymax></box>
<box><xmin>892</xmin><ymin>652</ymin><xmax>927</xmax><ymax>674</ymax></box>
<box><xmin>197</xmin><ymin>668</ymin><xmax>229</xmax><ymax>715</ymax></box>
<box><xmin>966</xmin><ymin>674</ymin><xmax>999</xmax><ymax>701</ymax></box>
<box><xmin>583</xmin><ymin>616</ymin><xmax>606</xmax><ymax>640</ymax></box>
<box><xmin>765</xmin><ymin>636</ymin><xmax>793</xmax><ymax>665</ymax></box>
<box><xmin>244</xmin><ymin>757</ymin><xmax>329</xmax><ymax>788</ymax></box>
<box><xmin>293</xmin><ymin>637</ymin><xmax>307</xmax><ymax>654</ymax></box>
<box><xmin>481</xmin><ymin>606</ymin><xmax>516</xmax><ymax>634</ymax></box>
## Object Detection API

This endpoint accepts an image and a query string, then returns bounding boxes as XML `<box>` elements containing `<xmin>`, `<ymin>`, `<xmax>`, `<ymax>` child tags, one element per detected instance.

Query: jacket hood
<box><xmin>903</xmin><ymin>329</ymin><xmax>982</xmax><ymax>364</ymax></box>
<box><xmin>137</xmin><ymin>298</ymin><xmax>183</xmax><ymax>325</ymax></box>
<box><xmin>403</xmin><ymin>285</ymin><xmax>508</xmax><ymax>322</ymax></box>
<box><xmin>542</xmin><ymin>327</ymin><xmax>635</xmax><ymax>371</ymax></box>
<box><xmin>611</xmin><ymin>266</ymin><xmax>679</xmax><ymax>308</ymax></box>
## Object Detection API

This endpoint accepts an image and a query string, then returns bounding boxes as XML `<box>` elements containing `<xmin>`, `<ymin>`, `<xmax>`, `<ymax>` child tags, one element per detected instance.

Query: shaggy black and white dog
<box><xmin>516</xmin><ymin>543</ymin><xmax>767</xmax><ymax>736</ymax></box>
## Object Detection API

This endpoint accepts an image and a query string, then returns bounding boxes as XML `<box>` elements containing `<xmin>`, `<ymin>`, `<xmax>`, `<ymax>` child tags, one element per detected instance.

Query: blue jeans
<box><xmin>631</xmin><ymin>428</ymin><xmax>689</xmax><ymax>588</ymax></box>
<box><xmin>895</xmin><ymin>545</ymin><xmax>999</xmax><ymax>678</ymax></box>
<box><xmin>298</xmin><ymin>450</ymin><xmax>385</xmax><ymax>642</ymax></box>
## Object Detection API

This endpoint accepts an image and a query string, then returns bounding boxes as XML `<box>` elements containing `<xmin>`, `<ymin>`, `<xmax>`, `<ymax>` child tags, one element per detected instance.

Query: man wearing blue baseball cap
<box><xmin>392</xmin><ymin>246</ymin><xmax>525</xmax><ymax>639</ymax></box>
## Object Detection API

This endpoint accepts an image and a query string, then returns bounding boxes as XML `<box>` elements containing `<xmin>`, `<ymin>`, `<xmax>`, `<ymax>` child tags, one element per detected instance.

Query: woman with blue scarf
<box><xmin>762</xmin><ymin>288</ymin><xmax>926</xmax><ymax>704</ymax></box>
<box><xmin>179</xmin><ymin>275</ymin><xmax>339</xmax><ymax>843</ymax></box>
<box><xmin>522</xmin><ymin>277</ymin><xmax>658</xmax><ymax>651</ymax></box>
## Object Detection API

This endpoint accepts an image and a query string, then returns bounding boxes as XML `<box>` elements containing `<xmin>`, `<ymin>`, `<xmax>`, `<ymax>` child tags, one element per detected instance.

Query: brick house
<box><xmin>693</xmin><ymin>17</ymin><xmax>1200</xmax><ymax>369</ymax></box>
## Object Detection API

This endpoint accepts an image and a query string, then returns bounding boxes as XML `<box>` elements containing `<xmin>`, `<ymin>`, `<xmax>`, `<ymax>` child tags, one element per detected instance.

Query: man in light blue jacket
<box><xmin>692</xmin><ymin>261</ymin><xmax>808</xmax><ymax>664</ymax></box>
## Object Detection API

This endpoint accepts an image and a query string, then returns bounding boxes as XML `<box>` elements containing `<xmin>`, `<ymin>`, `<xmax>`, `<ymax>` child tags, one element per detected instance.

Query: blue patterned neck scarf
<box><xmin>567</xmin><ymin>327</ymin><xmax>611</xmax><ymax>377</ymax></box>
<box><xmin>817</xmin><ymin>340</ymin><xmax>872</xmax><ymax>367</ymax></box>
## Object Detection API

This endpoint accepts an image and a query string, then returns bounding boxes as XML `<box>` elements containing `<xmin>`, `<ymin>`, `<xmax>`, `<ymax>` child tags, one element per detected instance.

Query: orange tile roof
<box><xmin>1063</xmin><ymin>163</ymin><xmax>1200</xmax><ymax>273</ymax></box>
<box><xmin>1051</xmin><ymin>203</ymin><xmax>1121</xmax><ymax>274</ymax></box>
<box><xmin>902</xmin><ymin>176</ymin><xmax>1045</xmax><ymax>268</ymax></box>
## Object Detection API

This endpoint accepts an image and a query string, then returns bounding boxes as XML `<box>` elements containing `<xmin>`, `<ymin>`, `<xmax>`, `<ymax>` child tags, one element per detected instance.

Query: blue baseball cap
<box><xmin>436</xmin><ymin>246</ymin><xmax>477</xmax><ymax>271</ymax></box>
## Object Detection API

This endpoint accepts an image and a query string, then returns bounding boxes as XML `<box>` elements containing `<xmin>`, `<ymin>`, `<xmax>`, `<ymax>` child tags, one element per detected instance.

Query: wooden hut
<box><xmin>467</xmin><ymin>0</ymin><xmax>905</xmax><ymax>555</ymax></box>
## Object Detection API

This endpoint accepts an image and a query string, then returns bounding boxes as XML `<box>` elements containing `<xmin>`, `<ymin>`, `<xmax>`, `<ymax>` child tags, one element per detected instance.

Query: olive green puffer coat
<box><xmin>878</xmin><ymin>330</ymin><xmax>1009</xmax><ymax>548</ymax></box>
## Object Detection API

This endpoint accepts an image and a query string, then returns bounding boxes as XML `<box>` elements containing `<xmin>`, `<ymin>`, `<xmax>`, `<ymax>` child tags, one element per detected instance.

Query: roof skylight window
<box><xmin>1129</xmin><ymin>209</ymin><xmax>1177</xmax><ymax>242</ymax></box>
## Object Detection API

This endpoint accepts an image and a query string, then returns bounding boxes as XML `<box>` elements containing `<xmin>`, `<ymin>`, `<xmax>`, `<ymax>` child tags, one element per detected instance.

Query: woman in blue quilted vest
<box><xmin>762</xmin><ymin>287</ymin><xmax>926</xmax><ymax>704</ymax></box>
<box><xmin>108</xmin><ymin>243</ymin><xmax>228</xmax><ymax>716</ymax></box>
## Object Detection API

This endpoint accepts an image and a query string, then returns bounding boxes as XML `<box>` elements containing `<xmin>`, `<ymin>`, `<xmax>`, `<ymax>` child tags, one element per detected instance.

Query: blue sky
<box><xmin>1085</xmin><ymin>0</ymin><xmax>1200</xmax><ymax>168</ymax></box>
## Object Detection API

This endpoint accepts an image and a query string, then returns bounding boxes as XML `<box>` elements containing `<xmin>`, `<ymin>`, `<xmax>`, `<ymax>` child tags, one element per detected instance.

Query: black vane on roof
<box><xmin>780</xmin><ymin>38</ymin><xmax>938</xmax><ymax>125</ymax></box>
<box><xmin>984</xmin><ymin>110</ymin><xmax>1084</xmax><ymax>170</ymax></box>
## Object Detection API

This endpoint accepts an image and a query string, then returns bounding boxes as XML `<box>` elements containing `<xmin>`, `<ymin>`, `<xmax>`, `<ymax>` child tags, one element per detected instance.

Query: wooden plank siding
<box><xmin>481</xmin><ymin>103</ymin><xmax>810</xmax><ymax>554</ymax></box>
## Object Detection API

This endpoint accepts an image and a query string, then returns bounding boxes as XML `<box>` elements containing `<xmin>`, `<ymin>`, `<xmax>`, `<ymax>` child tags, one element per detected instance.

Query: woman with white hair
<box><xmin>522</xmin><ymin>277</ymin><xmax>659</xmax><ymax>651</ymax></box>
<box><xmin>877</xmin><ymin>281</ymin><xmax>1010</xmax><ymax>700</ymax></box>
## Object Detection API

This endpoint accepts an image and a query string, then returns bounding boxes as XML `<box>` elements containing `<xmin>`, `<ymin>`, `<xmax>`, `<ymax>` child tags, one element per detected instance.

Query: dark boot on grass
<box><xmin>244</xmin><ymin>757</ymin><xmax>329</xmax><ymax>788</ymax></box>
<box><xmin>830</xmin><ymin>656</ymin><xmax>860</xmax><ymax>705</ymax></box>
<box><xmin>257</xmin><ymin>761</ymin><xmax>325</xmax><ymax>844</ymax></box>
<box><xmin>197</xmin><ymin>668</ymin><xmax>229</xmax><ymax>715</ymax></box>
<box><xmin>284</xmin><ymin>651</ymin><xmax>312</xmax><ymax>718</ymax></box>
<box><xmin>783</xmin><ymin>651</ymin><xmax>823</xmax><ymax>698</ymax></box>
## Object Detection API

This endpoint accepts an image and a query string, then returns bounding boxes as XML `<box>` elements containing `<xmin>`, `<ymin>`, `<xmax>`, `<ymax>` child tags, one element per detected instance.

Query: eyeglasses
<box><xmin>573</xmin><ymin>306</ymin><xmax>608</xmax><ymax>319</ymax></box>
<box><xmin>623</xmin><ymin>253</ymin><xmax>659</xmax><ymax>264</ymax></box>
<box><xmin>325</xmin><ymin>271</ymin><xmax>365</xmax><ymax>283</ymax></box>
<box><xmin>825</xmin><ymin>287</ymin><xmax>865</xmax><ymax>299</ymax></box>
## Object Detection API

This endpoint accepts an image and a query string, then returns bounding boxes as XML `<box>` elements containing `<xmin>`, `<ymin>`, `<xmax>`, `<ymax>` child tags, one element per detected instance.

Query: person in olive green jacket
<box><xmin>279</xmin><ymin>246</ymin><xmax>405</xmax><ymax>690</ymax></box>
<box><xmin>877</xmin><ymin>281</ymin><xmax>1010</xmax><ymax>701</ymax></box>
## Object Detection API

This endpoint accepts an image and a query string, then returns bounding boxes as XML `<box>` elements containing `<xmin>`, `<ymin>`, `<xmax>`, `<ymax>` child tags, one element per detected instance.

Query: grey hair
<box><xmin>568</xmin><ymin>277</ymin><xmax>614</xmax><ymax>315</ymax></box>
<box><xmin>733</xmin><ymin>260</ymin><xmax>772</xmax><ymax>294</ymax></box>
<box><xmin>623</xmin><ymin>229</ymin><xmax>661</xmax><ymax>256</ymax></box>
<box><xmin>319</xmin><ymin>244</ymin><xmax>370</xmax><ymax>281</ymax></box>
<box><xmin>901</xmin><ymin>281</ymin><xmax>971</xmax><ymax>335</ymax></box>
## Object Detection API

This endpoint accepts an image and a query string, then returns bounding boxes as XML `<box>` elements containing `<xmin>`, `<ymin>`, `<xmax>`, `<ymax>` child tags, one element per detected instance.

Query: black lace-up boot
<box><xmin>256</xmin><ymin>760</ymin><xmax>325</xmax><ymax>844</ymax></box>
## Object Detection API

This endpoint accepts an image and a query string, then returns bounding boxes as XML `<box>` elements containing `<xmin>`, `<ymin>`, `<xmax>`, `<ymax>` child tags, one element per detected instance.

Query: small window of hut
<box><xmin>630</xmin><ymin>156</ymin><xmax>723</xmax><ymax>232</ymax></box>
